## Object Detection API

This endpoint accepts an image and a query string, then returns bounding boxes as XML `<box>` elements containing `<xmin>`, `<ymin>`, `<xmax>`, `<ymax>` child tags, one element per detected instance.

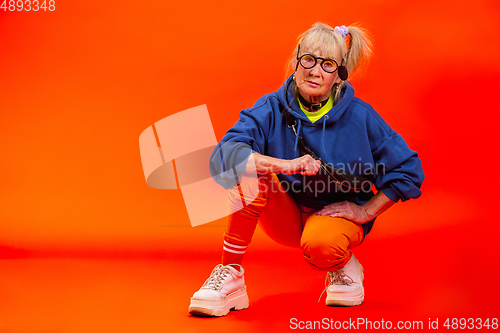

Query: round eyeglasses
<box><xmin>297</xmin><ymin>53</ymin><xmax>339</xmax><ymax>73</ymax></box>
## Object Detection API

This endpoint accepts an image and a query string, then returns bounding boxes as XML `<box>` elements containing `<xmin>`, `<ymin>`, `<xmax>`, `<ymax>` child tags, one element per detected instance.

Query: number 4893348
<box><xmin>1</xmin><ymin>0</ymin><xmax>56</xmax><ymax>11</ymax></box>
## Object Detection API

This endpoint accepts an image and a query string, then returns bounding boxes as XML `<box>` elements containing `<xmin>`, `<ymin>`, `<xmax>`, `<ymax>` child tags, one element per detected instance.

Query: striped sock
<box><xmin>222</xmin><ymin>240</ymin><xmax>248</xmax><ymax>268</ymax></box>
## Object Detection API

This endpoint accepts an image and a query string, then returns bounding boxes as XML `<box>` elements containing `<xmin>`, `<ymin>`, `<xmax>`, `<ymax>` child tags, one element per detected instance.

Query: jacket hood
<box><xmin>276</xmin><ymin>74</ymin><xmax>355</xmax><ymax>126</ymax></box>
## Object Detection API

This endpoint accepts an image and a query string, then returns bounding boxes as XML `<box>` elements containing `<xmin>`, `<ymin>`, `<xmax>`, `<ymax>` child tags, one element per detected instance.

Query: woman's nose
<box><xmin>310</xmin><ymin>62</ymin><xmax>322</xmax><ymax>76</ymax></box>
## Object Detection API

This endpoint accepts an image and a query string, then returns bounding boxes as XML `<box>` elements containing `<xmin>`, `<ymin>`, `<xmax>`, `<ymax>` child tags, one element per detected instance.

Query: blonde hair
<box><xmin>289</xmin><ymin>22</ymin><xmax>373</xmax><ymax>103</ymax></box>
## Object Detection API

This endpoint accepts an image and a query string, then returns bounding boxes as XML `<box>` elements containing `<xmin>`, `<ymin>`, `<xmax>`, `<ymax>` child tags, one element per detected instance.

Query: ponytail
<box><xmin>333</xmin><ymin>24</ymin><xmax>373</xmax><ymax>103</ymax></box>
<box><xmin>344</xmin><ymin>24</ymin><xmax>373</xmax><ymax>80</ymax></box>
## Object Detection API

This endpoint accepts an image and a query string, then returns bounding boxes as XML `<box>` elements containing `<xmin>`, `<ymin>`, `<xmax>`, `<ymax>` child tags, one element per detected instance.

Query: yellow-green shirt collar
<box><xmin>298</xmin><ymin>95</ymin><xmax>333</xmax><ymax>123</ymax></box>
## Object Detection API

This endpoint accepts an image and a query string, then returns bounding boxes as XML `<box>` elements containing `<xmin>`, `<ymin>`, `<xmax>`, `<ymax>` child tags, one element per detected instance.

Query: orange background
<box><xmin>1</xmin><ymin>0</ymin><xmax>499</xmax><ymax>332</ymax></box>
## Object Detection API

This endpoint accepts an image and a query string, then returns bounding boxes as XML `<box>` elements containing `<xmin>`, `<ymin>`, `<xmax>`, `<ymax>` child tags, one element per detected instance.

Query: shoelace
<box><xmin>201</xmin><ymin>264</ymin><xmax>231</xmax><ymax>291</ymax></box>
<box><xmin>318</xmin><ymin>268</ymin><xmax>354</xmax><ymax>302</ymax></box>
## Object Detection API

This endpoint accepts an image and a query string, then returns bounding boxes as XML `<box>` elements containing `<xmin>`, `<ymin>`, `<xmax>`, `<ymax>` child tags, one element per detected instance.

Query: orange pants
<box><xmin>225</xmin><ymin>174</ymin><xmax>364</xmax><ymax>271</ymax></box>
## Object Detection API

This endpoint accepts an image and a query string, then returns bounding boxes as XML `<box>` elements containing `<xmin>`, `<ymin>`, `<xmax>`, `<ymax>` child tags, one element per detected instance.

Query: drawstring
<box><xmin>321</xmin><ymin>115</ymin><xmax>328</xmax><ymax>159</ymax></box>
<box><xmin>293</xmin><ymin>120</ymin><xmax>302</xmax><ymax>157</ymax></box>
<box><xmin>293</xmin><ymin>117</ymin><xmax>327</xmax><ymax>158</ymax></box>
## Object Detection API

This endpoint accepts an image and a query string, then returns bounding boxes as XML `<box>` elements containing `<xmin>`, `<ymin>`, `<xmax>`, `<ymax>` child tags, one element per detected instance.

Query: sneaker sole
<box><xmin>326</xmin><ymin>287</ymin><xmax>364</xmax><ymax>307</ymax></box>
<box><xmin>189</xmin><ymin>286</ymin><xmax>249</xmax><ymax>317</ymax></box>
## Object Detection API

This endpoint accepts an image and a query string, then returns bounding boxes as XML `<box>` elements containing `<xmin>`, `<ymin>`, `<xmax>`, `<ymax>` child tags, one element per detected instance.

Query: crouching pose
<box><xmin>189</xmin><ymin>22</ymin><xmax>424</xmax><ymax>316</ymax></box>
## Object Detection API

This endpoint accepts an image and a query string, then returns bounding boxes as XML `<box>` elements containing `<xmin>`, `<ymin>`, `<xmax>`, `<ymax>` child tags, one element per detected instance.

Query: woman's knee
<box><xmin>301</xmin><ymin>231</ymin><xmax>351</xmax><ymax>270</ymax></box>
<box><xmin>227</xmin><ymin>174</ymin><xmax>274</xmax><ymax>217</ymax></box>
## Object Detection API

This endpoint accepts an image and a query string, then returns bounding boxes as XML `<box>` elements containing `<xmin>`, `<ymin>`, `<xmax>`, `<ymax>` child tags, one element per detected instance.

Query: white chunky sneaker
<box><xmin>189</xmin><ymin>264</ymin><xmax>249</xmax><ymax>317</ymax></box>
<box><xmin>321</xmin><ymin>254</ymin><xmax>364</xmax><ymax>306</ymax></box>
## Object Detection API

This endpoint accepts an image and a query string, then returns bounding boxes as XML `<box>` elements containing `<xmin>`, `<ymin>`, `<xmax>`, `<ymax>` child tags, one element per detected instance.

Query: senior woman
<box><xmin>189</xmin><ymin>22</ymin><xmax>424</xmax><ymax>316</ymax></box>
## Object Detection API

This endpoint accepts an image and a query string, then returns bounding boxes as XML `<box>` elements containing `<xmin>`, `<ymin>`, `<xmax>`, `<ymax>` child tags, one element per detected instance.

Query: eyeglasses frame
<box><xmin>295</xmin><ymin>45</ymin><xmax>344</xmax><ymax>74</ymax></box>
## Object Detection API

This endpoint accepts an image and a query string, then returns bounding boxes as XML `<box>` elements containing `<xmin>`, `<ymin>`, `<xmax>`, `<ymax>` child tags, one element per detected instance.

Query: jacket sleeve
<box><xmin>372</xmin><ymin>132</ymin><xmax>425</xmax><ymax>202</ymax></box>
<box><xmin>209</xmin><ymin>104</ymin><xmax>270</xmax><ymax>189</ymax></box>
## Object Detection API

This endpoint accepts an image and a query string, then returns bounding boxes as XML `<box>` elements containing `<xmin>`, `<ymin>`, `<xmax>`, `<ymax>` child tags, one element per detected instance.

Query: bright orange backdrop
<box><xmin>1</xmin><ymin>0</ymin><xmax>500</xmax><ymax>331</ymax></box>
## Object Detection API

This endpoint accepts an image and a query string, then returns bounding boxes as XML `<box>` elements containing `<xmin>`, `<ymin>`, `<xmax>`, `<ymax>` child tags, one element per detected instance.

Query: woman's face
<box><xmin>295</xmin><ymin>47</ymin><xmax>341</xmax><ymax>103</ymax></box>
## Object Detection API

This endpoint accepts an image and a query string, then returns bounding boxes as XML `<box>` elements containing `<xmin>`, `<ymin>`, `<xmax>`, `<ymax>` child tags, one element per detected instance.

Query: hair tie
<box><xmin>334</xmin><ymin>25</ymin><xmax>349</xmax><ymax>38</ymax></box>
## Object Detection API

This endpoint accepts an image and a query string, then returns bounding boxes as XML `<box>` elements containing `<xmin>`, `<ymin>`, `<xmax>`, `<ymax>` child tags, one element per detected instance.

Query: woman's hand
<box><xmin>247</xmin><ymin>153</ymin><xmax>321</xmax><ymax>176</ymax></box>
<box><xmin>281</xmin><ymin>155</ymin><xmax>321</xmax><ymax>176</ymax></box>
<box><xmin>317</xmin><ymin>201</ymin><xmax>372</xmax><ymax>224</ymax></box>
<box><xmin>317</xmin><ymin>191</ymin><xmax>396</xmax><ymax>224</ymax></box>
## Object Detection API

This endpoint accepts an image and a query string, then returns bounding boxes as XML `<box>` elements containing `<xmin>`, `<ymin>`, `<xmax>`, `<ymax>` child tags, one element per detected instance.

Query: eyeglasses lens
<box><xmin>321</xmin><ymin>60</ymin><xmax>337</xmax><ymax>73</ymax></box>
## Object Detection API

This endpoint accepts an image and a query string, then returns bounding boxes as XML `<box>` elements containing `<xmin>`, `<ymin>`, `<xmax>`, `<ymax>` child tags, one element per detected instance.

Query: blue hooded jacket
<box><xmin>209</xmin><ymin>76</ymin><xmax>424</xmax><ymax>237</ymax></box>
